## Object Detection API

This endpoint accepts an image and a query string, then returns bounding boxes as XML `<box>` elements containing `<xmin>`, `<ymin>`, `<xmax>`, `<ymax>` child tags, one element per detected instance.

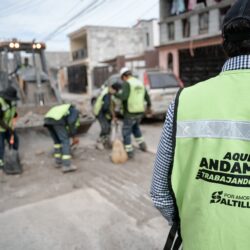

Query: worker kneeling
<box><xmin>44</xmin><ymin>104</ymin><xmax>80</xmax><ymax>173</ymax></box>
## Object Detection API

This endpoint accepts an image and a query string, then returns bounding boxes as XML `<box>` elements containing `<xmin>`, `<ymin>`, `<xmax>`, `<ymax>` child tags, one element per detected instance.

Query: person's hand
<box><xmin>9</xmin><ymin>134</ymin><xmax>14</xmax><ymax>145</ymax></box>
<box><xmin>112</xmin><ymin>116</ymin><xmax>118</xmax><ymax>124</ymax></box>
<box><xmin>72</xmin><ymin>137</ymin><xmax>80</xmax><ymax>146</ymax></box>
<box><xmin>109</xmin><ymin>87</ymin><xmax>117</xmax><ymax>94</ymax></box>
<box><xmin>146</xmin><ymin>107</ymin><xmax>153</xmax><ymax>116</ymax></box>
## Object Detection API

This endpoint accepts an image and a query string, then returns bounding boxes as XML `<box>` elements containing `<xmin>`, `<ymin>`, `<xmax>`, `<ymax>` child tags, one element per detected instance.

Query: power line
<box><xmin>64</xmin><ymin>0</ymin><xmax>83</xmax><ymax>17</ymax></box>
<box><xmin>96</xmin><ymin>0</ymin><xmax>154</xmax><ymax>26</ymax></box>
<box><xmin>44</xmin><ymin>0</ymin><xmax>108</xmax><ymax>41</ymax></box>
<box><xmin>0</xmin><ymin>0</ymin><xmax>33</xmax><ymax>14</ymax></box>
<box><xmin>138</xmin><ymin>1</ymin><xmax>158</xmax><ymax>19</ymax></box>
<box><xmin>0</xmin><ymin>0</ymin><xmax>45</xmax><ymax>17</ymax></box>
<box><xmin>0</xmin><ymin>0</ymin><xmax>36</xmax><ymax>16</ymax></box>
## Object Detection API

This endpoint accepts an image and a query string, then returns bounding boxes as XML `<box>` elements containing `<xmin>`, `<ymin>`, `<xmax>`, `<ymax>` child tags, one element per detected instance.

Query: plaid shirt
<box><xmin>150</xmin><ymin>55</ymin><xmax>250</xmax><ymax>223</ymax></box>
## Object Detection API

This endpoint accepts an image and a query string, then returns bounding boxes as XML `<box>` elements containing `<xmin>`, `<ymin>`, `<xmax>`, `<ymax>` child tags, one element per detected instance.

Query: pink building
<box><xmin>158</xmin><ymin>0</ymin><xmax>234</xmax><ymax>86</ymax></box>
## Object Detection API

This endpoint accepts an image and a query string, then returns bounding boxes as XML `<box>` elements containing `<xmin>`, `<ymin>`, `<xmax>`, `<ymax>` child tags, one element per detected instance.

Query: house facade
<box><xmin>67</xmin><ymin>25</ymin><xmax>145</xmax><ymax>94</ymax></box>
<box><xmin>159</xmin><ymin>0</ymin><xmax>234</xmax><ymax>86</ymax></box>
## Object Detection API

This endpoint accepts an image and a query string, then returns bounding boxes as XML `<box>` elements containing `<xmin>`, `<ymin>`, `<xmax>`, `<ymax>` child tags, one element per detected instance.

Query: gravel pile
<box><xmin>16</xmin><ymin>111</ymin><xmax>44</xmax><ymax>128</ymax></box>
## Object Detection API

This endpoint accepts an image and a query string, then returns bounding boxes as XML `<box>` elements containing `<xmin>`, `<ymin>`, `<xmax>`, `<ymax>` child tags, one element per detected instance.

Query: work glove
<box><xmin>71</xmin><ymin>136</ymin><xmax>80</xmax><ymax>146</ymax></box>
<box><xmin>145</xmin><ymin>107</ymin><xmax>153</xmax><ymax>117</ymax></box>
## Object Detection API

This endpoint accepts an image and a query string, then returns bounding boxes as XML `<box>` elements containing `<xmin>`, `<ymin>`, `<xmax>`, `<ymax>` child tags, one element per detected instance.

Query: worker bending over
<box><xmin>44</xmin><ymin>104</ymin><xmax>80</xmax><ymax>173</ymax></box>
<box><xmin>94</xmin><ymin>82</ymin><xmax>121</xmax><ymax>148</ymax></box>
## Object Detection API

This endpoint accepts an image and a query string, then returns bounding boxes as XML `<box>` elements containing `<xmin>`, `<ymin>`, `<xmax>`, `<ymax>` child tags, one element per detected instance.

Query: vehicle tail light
<box><xmin>175</xmin><ymin>74</ymin><xmax>184</xmax><ymax>88</ymax></box>
<box><xmin>143</xmin><ymin>72</ymin><xmax>150</xmax><ymax>89</ymax></box>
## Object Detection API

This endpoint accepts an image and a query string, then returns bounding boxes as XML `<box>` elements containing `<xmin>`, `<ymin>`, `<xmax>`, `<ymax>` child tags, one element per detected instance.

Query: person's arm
<box><xmin>110</xmin><ymin>96</ymin><xmax>116</xmax><ymax>121</ymax></box>
<box><xmin>0</xmin><ymin>104</ymin><xmax>12</xmax><ymax>132</ymax></box>
<box><xmin>66</xmin><ymin>106</ymin><xmax>80</xmax><ymax>137</ymax></box>
<box><xmin>145</xmin><ymin>89</ymin><xmax>151</xmax><ymax>108</ymax></box>
<box><xmin>102</xmin><ymin>94</ymin><xmax>110</xmax><ymax>114</ymax></box>
<box><xmin>150</xmin><ymin>100</ymin><xmax>176</xmax><ymax>225</ymax></box>
<box><xmin>114</xmin><ymin>82</ymin><xmax>130</xmax><ymax>101</ymax></box>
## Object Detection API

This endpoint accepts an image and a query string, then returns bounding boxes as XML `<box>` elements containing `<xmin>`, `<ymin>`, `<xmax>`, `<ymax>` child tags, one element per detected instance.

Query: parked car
<box><xmin>91</xmin><ymin>71</ymin><xmax>182</xmax><ymax>119</ymax></box>
<box><xmin>143</xmin><ymin>70</ymin><xmax>183</xmax><ymax>118</ymax></box>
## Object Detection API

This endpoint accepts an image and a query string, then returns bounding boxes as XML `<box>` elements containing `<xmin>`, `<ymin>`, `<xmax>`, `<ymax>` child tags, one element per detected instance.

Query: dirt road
<box><xmin>0</xmin><ymin>121</ymin><xmax>169</xmax><ymax>250</ymax></box>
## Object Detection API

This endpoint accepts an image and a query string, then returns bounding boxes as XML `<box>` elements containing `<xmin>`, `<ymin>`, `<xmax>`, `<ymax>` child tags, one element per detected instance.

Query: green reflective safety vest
<box><xmin>93</xmin><ymin>87</ymin><xmax>109</xmax><ymax>116</ymax></box>
<box><xmin>45</xmin><ymin>104</ymin><xmax>71</xmax><ymax>120</ymax></box>
<box><xmin>127</xmin><ymin>77</ymin><xmax>145</xmax><ymax>113</ymax></box>
<box><xmin>172</xmin><ymin>70</ymin><xmax>250</xmax><ymax>250</ymax></box>
<box><xmin>0</xmin><ymin>97</ymin><xmax>16</xmax><ymax>132</ymax></box>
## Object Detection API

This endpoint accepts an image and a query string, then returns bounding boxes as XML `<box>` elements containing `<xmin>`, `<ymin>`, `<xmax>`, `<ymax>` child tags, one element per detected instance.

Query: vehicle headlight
<box><xmin>9</xmin><ymin>42</ymin><xmax>15</xmax><ymax>48</ymax></box>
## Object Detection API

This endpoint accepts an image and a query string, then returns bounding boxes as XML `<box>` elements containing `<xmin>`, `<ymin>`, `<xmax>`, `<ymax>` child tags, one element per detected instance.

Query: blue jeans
<box><xmin>122</xmin><ymin>117</ymin><xmax>143</xmax><ymax>152</ymax></box>
<box><xmin>0</xmin><ymin>130</ymin><xmax>19</xmax><ymax>167</ymax></box>
<box><xmin>97</xmin><ymin>113</ymin><xmax>111</xmax><ymax>138</ymax></box>
<box><xmin>46</xmin><ymin>125</ymin><xmax>71</xmax><ymax>167</ymax></box>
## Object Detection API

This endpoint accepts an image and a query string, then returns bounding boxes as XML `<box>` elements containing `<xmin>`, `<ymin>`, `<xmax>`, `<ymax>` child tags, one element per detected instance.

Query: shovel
<box><xmin>3</xmin><ymin>134</ymin><xmax>22</xmax><ymax>175</ymax></box>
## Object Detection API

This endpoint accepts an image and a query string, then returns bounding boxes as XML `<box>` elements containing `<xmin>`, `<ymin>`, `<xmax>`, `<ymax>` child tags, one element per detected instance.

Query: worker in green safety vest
<box><xmin>0</xmin><ymin>86</ymin><xmax>19</xmax><ymax>172</ymax></box>
<box><xmin>115</xmin><ymin>68</ymin><xmax>151</xmax><ymax>159</ymax></box>
<box><xmin>93</xmin><ymin>82</ymin><xmax>121</xmax><ymax>148</ymax></box>
<box><xmin>151</xmin><ymin>1</ymin><xmax>250</xmax><ymax>249</ymax></box>
<box><xmin>44</xmin><ymin>104</ymin><xmax>80</xmax><ymax>173</ymax></box>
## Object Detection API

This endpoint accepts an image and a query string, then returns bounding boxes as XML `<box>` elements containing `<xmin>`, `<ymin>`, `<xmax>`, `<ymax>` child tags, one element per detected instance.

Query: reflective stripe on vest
<box><xmin>45</xmin><ymin>104</ymin><xmax>71</xmax><ymax>121</ymax></box>
<box><xmin>177</xmin><ymin>120</ymin><xmax>250</xmax><ymax>141</ymax></box>
<box><xmin>172</xmin><ymin>70</ymin><xmax>250</xmax><ymax>250</ymax></box>
<box><xmin>127</xmin><ymin>77</ymin><xmax>145</xmax><ymax>113</ymax></box>
<box><xmin>0</xmin><ymin>97</ymin><xmax>16</xmax><ymax>132</ymax></box>
<box><xmin>93</xmin><ymin>87</ymin><xmax>109</xmax><ymax>116</ymax></box>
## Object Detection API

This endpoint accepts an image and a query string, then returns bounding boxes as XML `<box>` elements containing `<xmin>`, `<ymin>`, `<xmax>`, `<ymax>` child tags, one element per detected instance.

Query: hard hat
<box><xmin>119</xmin><ymin>67</ymin><xmax>130</xmax><ymax>77</ymax></box>
<box><xmin>222</xmin><ymin>0</ymin><xmax>250</xmax><ymax>41</ymax></box>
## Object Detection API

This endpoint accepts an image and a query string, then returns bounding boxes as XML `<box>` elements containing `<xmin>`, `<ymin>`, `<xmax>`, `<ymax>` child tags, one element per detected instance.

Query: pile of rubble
<box><xmin>16</xmin><ymin>111</ymin><xmax>44</xmax><ymax>129</ymax></box>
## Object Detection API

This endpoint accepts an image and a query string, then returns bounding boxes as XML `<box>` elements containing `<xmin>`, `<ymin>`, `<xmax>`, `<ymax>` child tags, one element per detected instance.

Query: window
<box><xmin>168</xmin><ymin>22</ymin><xmax>175</xmax><ymax>41</ymax></box>
<box><xmin>182</xmin><ymin>18</ymin><xmax>190</xmax><ymax>38</ymax></box>
<box><xmin>148</xmin><ymin>73</ymin><xmax>179</xmax><ymax>89</ymax></box>
<box><xmin>199</xmin><ymin>12</ymin><xmax>209</xmax><ymax>34</ymax></box>
<box><xmin>146</xmin><ymin>32</ymin><xmax>150</xmax><ymax>47</ymax></box>
<box><xmin>167</xmin><ymin>53</ymin><xmax>173</xmax><ymax>72</ymax></box>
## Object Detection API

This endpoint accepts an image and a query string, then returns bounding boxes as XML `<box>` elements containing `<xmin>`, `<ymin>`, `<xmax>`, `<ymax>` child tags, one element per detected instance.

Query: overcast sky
<box><xmin>0</xmin><ymin>0</ymin><xmax>159</xmax><ymax>51</ymax></box>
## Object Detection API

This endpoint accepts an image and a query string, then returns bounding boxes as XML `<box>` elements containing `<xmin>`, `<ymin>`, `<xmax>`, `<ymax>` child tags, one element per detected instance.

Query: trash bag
<box><xmin>111</xmin><ymin>122</ymin><xmax>128</xmax><ymax>164</ymax></box>
<box><xmin>4</xmin><ymin>146</ymin><xmax>22</xmax><ymax>175</ymax></box>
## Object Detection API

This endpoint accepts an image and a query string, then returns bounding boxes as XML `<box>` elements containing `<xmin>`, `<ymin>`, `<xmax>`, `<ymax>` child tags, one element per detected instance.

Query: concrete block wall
<box><xmin>209</xmin><ymin>9</ymin><xmax>220</xmax><ymax>34</ymax></box>
<box><xmin>160</xmin><ymin>0</ymin><xmax>171</xmax><ymax>20</ymax></box>
<box><xmin>160</xmin><ymin>23</ymin><xmax>168</xmax><ymax>44</ymax></box>
<box><xmin>175</xmin><ymin>19</ymin><xmax>182</xmax><ymax>41</ymax></box>
<box><xmin>137</xmin><ymin>21</ymin><xmax>155</xmax><ymax>50</ymax></box>
<box><xmin>88</xmin><ymin>27</ymin><xmax>145</xmax><ymax>65</ymax></box>
<box><xmin>190</xmin><ymin>15</ymin><xmax>199</xmax><ymax>37</ymax></box>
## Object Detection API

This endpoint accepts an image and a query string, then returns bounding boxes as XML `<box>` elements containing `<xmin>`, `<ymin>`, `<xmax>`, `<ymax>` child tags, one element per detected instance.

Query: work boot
<box><xmin>127</xmin><ymin>151</ymin><xmax>134</xmax><ymax>159</ymax></box>
<box><xmin>62</xmin><ymin>165</ymin><xmax>77</xmax><ymax>173</ymax></box>
<box><xmin>55</xmin><ymin>158</ymin><xmax>62</xmax><ymax>168</ymax></box>
<box><xmin>96</xmin><ymin>141</ymin><xmax>104</xmax><ymax>150</ymax></box>
<box><xmin>139</xmin><ymin>142</ymin><xmax>147</xmax><ymax>152</ymax></box>
<box><xmin>103</xmin><ymin>137</ymin><xmax>112</xmax><ymax>149</ymax></box>
<box><xmin>55</xmin><ymin>162</ymin><xmax>62</xmax><ymax>168</ymax></box>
